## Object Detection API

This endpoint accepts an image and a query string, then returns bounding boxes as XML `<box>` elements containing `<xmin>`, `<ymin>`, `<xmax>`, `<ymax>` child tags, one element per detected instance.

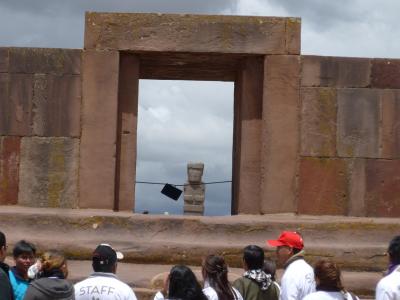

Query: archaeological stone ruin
<box><xmin>183</xmin><ymin>162</ymin><xmax>205</xmax><ymax>215</ymax></box>
<box><xmin>0</xmin><ymin>12</ymin><xmax>400</xmax><ymax>217</ymax></box>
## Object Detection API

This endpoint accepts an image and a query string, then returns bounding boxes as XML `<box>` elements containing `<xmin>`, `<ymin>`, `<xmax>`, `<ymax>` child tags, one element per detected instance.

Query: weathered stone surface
<box><xmin>233</xmin><ymin>57</ymin><xmax>263</xmax><ymax>214</ymax></box>
<box><xmin>79</xmin><ymin>50</ymin><xmax>119</xmax><ymax>209</ymax></box>
<box><xmin>301</xmin><ymin>56</ymin><xmax>371</xmax><ymax>88</ymax></box>
<box><xmin>117</xmin><ymin>54</ymin><xmax>139</xmax><ymax>211</ymax></box>
<box><xmin>0</xmin><ymin>136</ymin><xmax>20</xmax><ymax>205</ymax></box>
<box><xmin>85</xmin><ymin>13</ymin><xmax>294</xmax><ymax>55</ymax></box>
<box><xmin>286</xmin><ymin>18</ymin><xmax>301</xmax><ymax>54</ymax></box>
<box><xmin>380</xmin><ymin>90</ymin><xmax>400</xmax><ymax>158</ymax></box>
<box><xmin>337</xmin><ymin>89</ymin><xmax>380</xmax><ymax>158</ymax></box>
<box><xmin>32</xmin><ymin>74</ymin><xmax>81</xmax><ymax>137</ymax></box>
<box><xmin>365</xmin><ymin>159</ymin><xmax>400</xmax><ymax>217</ymax></box>
<box><xmin>139</xmin><ymin>52</ymin><xmax>240</xmax><ymax>81</ymax></box>
<box><xmin>0</xmin><ymin>74</ymin><xmax>9</xmax><ymax>135</ymax></box>
<box><xmin>9</xmin><ymin>48</ymin><xmax>81</xmax><ymax>75</ymax></box>
<box><xmin>18</xmin><ymin>137</ymin><xmax>79</xmax><ymax>208</ymax></box>
<box><xmin>0</xmin><ymin>48</ymin><xmax>9</xmax><ymax>72</ymax></box>
<box><xmin>3</xmin><ymin>74</ymin><xmax>34</xmax><ymax>136</ymax></box>
<box><xmin>261</xmin><ymin>55</ymin><xmax>300</xmax><ymax>213</ymax></box>
<box><xmin>184</xmin><ymin>163</ymin><xmax>205</xmax><ymax>215</ymax></box>
<box><xmin>301</xmin><ymin>88</ymin><xmax>337</xmax><ymax>157</ymax></box>
<box><xmin>347</xmin><ymin>159</ymin><xmax>366</xmax><ymax>217</ymax></box>
<box><xmin>298</xmin><ymin>158</ymin><xmax>348</xmax><ymax>215</ymax></box>
<box><xmin>371</xmin><ymin>59</ymin><xmax>400</xmax><ymax>88</ymax></box>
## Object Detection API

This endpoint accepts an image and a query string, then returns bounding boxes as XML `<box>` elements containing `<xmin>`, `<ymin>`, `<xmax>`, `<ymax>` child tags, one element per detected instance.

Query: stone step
<box><xmin>1</xmin><ymin>206</ymin><xmax>398</xmax><ymax>272</ymax></box>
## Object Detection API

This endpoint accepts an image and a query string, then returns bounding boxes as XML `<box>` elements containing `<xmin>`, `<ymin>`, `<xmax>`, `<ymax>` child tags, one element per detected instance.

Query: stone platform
<box><xmin>1</xmin><ymin>206</ymin><xmax>397</xmax><ymax>298</ymax></box>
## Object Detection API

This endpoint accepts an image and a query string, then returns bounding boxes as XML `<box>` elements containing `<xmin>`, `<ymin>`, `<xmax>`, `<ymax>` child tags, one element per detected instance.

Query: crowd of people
<box><xmin>0</xmin><ymin>230</ymin><xmax>399</xmax><ymax>300</ymax></box>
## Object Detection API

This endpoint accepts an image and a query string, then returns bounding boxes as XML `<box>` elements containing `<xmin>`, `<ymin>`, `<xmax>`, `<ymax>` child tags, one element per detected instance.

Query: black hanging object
<box><xmin>161</xmin><ymin>184</ymin><xmax>182</xmax><ymax>201</ymax></box>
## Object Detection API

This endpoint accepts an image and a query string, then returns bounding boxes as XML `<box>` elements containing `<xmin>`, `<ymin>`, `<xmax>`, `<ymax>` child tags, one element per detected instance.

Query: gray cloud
<box><xmin>0</xmin><ymin>0</ymin><xmax>236</xmax><ymax>16</ymax></box>
<box><xmin>135</xmin><ymin>80</ymin><xmax>233</xmax><ymax>215</ymax></box>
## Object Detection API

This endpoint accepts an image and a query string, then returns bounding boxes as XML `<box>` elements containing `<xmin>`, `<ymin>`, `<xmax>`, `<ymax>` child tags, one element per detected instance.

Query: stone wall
<box><xmin>299</xmin><ymin>56</ymin><xmax>400</xmax><ymax>217</ymax></box>
<box><xmin>1</xmin><ymin>46</ymin><xmax>400</xmax><ymax>217</ymax></box>
<box><xmin>0</xmin><ymin>48</ymin><xmax>81</xmax><ymax>207</ymax></box>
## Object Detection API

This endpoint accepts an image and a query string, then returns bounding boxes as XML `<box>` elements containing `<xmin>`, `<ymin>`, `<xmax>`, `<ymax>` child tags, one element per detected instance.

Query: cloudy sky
<box><xmin>1</xmin><ymin>0</ymin><xmax>399</xmax><ymax>215</ymax></box>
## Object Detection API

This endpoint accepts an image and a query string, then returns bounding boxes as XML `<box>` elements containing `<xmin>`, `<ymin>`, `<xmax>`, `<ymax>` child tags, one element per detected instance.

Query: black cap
<box><xmin>161</xmin><ymin>184</ymin><xmax>182</xmax><ymax>201</ymax></box>
<box><xmin>92</xmin><ymin>244</ymin><xmax>123</xmax><ymax>266</ymax></box>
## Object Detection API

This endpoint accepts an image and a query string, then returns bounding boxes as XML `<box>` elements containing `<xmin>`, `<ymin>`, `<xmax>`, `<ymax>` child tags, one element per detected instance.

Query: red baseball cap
<box><xmin>267</xmin><ymin>231</ymin><xmax>304</xmax><ymax>250</ymax></box>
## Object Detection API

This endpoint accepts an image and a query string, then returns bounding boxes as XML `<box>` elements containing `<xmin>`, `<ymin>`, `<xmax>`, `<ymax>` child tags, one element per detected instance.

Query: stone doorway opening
<box><xmin>135</xmin><ymin>80</ymin><xmax>234</xmax><ymax>215</ymax></box>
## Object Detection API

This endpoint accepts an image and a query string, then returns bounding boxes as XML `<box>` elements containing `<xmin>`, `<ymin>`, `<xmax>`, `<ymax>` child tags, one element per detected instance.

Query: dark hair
<box><xmin>92</xmin><ymin>260</ymin><xmax>114</xmax><ymax>273</ymax></box>
<box><xmin>0</xmin><ymin>231</ymin><xmax>5</xmax><ymax>248</ymax></box>
<box><xmin>168</xmin><ymin>265</ymin><xmax>207</xmax><ymax>300</ymax></box>
<box><xmin>314</xmin><ymin>259</ymin><xmax>343</xmax><ymax>292</ymax></box>
<box><xmin>243</xmin><ymin>245</ymin><xmax>264</xmax><ymax>270</ymax></box>
<box><xmin>263</xmin><ymin>259</ymin><xmax>276</xmax><ymax>281</ymax></box>
<box><xmin>13</xmin><ymin>240</ymin><xmax>36</xmax><ymax>257</ymax></box>
<box><xmin>202</xmin><ymin>255</ymin><xmax>237</xmax><ymax>300</ymax></box>
<box><xmin>388</xmin><ymin>235</ymin><xmax>400</xmax><ymax>265</ymax></box>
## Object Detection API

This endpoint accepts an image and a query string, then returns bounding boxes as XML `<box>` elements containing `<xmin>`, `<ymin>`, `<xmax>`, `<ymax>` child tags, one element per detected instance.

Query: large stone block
<box><xmin>116</xmin><ymin>54</ymin><xmax>139</xmax><ymax>211</ymax></box>
<box><xmin>9</xmin><ymin>48</ymin><xmax>81</xmax><ymax>75</ymax></box>
<box><xmin>365</xmin><ymin>159</ymin><xmax>400</xmax><ymax>217</ymax></box>
<box><xmin>337</xmin><ymin>89</ymin><xmax>380</xmax><ymax>158</ymax></box>
<box><xmin>233</xmin><ymin>57</ymin><xmax>263</xmax><ymax>214</ymax></box>
<box><xmin>1</xmin><ymin>74</ymin><xmax>34</xmax><ymax>136</ymax></box>
<box><xmin>371</xmin><ymin>59</ymin><xmax>400</xmax><ymax>88</ymax></box>
<box><xmin>261</xmin><ymin>55</ymin><xmax>300</xmax><ymax>213</ymax></box>
<box><xmin>0</xmin><ymin>48</ymin><xmax>9</xmax><ymax>72</ymax></box>
<box><xmin>298</xmin><ymin>158</ymin><xmax>348</xmax><ymax>215</ymax></box>
<box><xmin>301</xmin><ymin>56</ymin><xmax>371</xmax><ymax>88</ymax></box>
<box><xmin>380</xmin><ymin>90</ymin><xmax>400</xmax><ymax>158</ymax></box>
<box><xmin>32</xmin><ymin>74</ymin><xmax>81</xmax><ymax>137</ymax></box>
<box><xmin>0</xmin><ymin>74</ymin><xmax>9</xmax><ymax>135</ymax></box>
<box><xmin>85</xmin><ymin>13</ymin><xmax>294</xmax><ymax>55</ymax></box>
<box><xmin>347</xmin><ymin>158</ymin><xmax>366</xmax><ymax>217</ymax></box>
<box><xmin>79</xmin><ymin>50</ymin><xmax>119</xmax><ymax>209</ymax></box>
<box><xmin>0</xmin><ymin>137</ymin><xmax>20</xmax><ymax>205</ymax></box>
<box><xmin>18</xmin><ymin>137</ymin><xmax>79</xmax><ymax>208</ymax></box>
<box><xmin>286</xmin><ymin>18</ymin><xmax>301</xmax><ymax>55</ymax></box>
<box><xmin>301</xmin><ymin>88</ymin><xmax>337</xmax><ymax>157</ymax></box>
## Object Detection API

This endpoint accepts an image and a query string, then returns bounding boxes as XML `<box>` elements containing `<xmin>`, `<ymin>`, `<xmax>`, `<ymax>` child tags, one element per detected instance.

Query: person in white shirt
<box><xmin>376</xmin><ymin>235</ymin><xmax>400</xmax><ymax>300</ymax></box>
<box><xmin>267</xmin><ymin>231</ymin><xmax>315</xmax><ymax>300</ymax></box>
<box><xmin>74</xmin><ymin>243</ymin><xmax>137</xmax><ymax>300</ymax></box>
<box><xmin>303</xmin><ymin>259</ymin><xmax>359</xmax><ymax>300</ymax></box>
<box><xmin>202</xmin><ymin>254</ymin><xmax>243</xmax><ymax>300</ymax></box>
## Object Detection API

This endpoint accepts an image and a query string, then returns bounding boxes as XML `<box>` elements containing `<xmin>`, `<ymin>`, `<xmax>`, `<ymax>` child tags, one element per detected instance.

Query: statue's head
<box><xmin>187</xmin><ymin>162</ymin><xmax>204</xmax><ymax>183</ymax></box>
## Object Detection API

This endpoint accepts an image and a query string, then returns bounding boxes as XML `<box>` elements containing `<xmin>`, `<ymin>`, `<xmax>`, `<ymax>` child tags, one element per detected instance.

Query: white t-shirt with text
<box><xmin>75</xmin><ymin>272</ymin><xmax>137</xmax><ymax>300</ymax></box>
<box><xmin>280</xmin><ymin>259</ymin><xmax>315</xmax><ymax>300</ymax></box>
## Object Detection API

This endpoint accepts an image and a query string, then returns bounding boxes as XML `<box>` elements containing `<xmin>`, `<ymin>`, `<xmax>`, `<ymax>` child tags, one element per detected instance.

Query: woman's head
<box><xmin>168</xmin><ymin>265</ymin><xmax>206</xmax><ymax>300</ymax></box>
<box><xmin>40</xmin><ymin>250</ymin><xmax>68</xmax><ymax>279</ymax></box>
<box><xmin>202</xmin><ymin>255</ymin><xmax>235</xmax><ymax>300</ymax></box>
<box><xmin>262</xmin><ymin>259</ymin><xmax>277</xmax><ymax>281</ymax></box>
<box><xmin>314</xmin><ymin>259</ymin><xmax>343</xmax><ymax>292</ymax></box>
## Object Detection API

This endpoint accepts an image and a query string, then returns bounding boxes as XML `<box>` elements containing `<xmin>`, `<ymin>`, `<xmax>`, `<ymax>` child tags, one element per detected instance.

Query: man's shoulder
<box><xmin>286</xmin><ymin>259</ymin><xmax>313</xmax><ymax>275</ymax></box>
<box><xmin>377</xmin><ymin>270</ymin><xmax>400</xmax><ymax>290</ymax></box>
<box><xmin>303</xmin><ymin>291</ymin><xmax>325</xmax><ymax>300</ymax></box>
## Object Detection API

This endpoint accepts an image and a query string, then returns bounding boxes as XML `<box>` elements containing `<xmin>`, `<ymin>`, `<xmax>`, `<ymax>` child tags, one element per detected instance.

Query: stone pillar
<box><xmin>115</xmin><ymin>53</ymin><xmax>139</xmax><ymax>211</ymax></box>
<box><xmin>261</xmin><ymin>55</ymin><xmax>300</xmax><ymax>213</ymax></box>
<box><xmin>183</xmin><ymin>162</ymin><xmax>205</xmax><ymax>215</ymax></box>
<box><xmin>79</xmin><ymin>50</ymin><xmax>119</xmax><ymax>209</ymax></box>
<box><xmin>232</xmin><ymin>57</ymin><xmax>264</xmax><ymax>214</ymax></box>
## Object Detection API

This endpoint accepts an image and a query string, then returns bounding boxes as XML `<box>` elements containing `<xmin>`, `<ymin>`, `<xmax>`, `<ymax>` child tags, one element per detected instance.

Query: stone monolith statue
<box><xmin>183</xmin><ymin>162</ymin><xmax>205</xmax><ymax>215</ymax></box>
